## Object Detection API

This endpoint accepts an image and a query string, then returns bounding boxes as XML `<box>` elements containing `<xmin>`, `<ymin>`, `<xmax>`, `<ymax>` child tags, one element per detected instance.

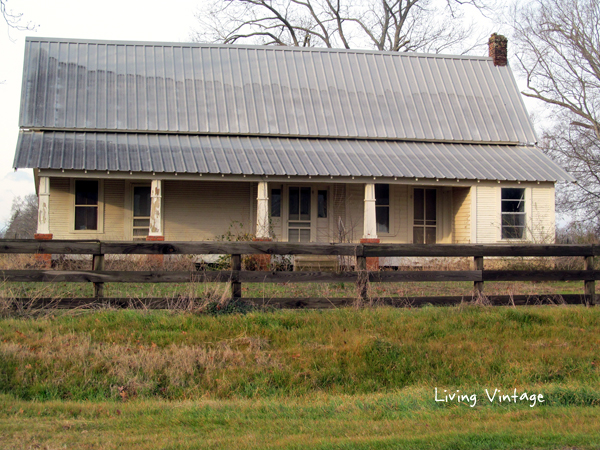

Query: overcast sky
<box><xmin>0</xmin><ymin>0</ymin><xmax>533</xmax><ymax>231</ymax></box>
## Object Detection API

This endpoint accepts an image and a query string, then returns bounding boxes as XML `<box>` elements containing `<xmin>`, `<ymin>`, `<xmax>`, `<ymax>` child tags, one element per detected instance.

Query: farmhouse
<box><xmin>13</xmin><ymin>36</ymin><xmax>572</xmax><ymax>258</ymax></box>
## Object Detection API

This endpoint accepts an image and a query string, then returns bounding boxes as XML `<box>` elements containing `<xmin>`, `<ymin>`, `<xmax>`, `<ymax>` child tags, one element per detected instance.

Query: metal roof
<box><xmin>15</xmin><ymin>131</ymin><xmax>573</xmax><ymax>182</ymax></box>
<box><xmin>19</xmin><ymin>37</ymin><xmax>537</xmax><ymax>144</ymax></box>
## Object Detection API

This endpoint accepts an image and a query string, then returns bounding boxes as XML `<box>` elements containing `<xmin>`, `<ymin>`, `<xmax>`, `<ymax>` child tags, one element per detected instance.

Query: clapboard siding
<box><xmin>49</xmin><ymin>178</ymin><xmax>71</xmax><ymax>238</ymax></box>
<box><xmin>345</xmin><ymin>184</ymin><xmax>364</xmax><ymax>242</ymax></box>
<box><xmin>476</xmin><ymin>186</ymin><xmax>498</xmax><ymax>243</ymax></box>
<box><xmin>531</xmin><ymin>184</ymin><xmax>555</xmax><ymax>243</ymax></box>
<box><xmin>382</xmin><ymin>184</ymin><xmax>409</xmax><ymax>243</ymax></box>
<box><xmin>163</xmin><ymin>181</ymin><xmax>251</xmax><ymax>241</ymax></box>
<box><xmin>332</xmin><ymin>184</ymin><xmax>346</xmax><ymax>242</ymax></box>
<box><xmin>49</xmin><ymin>177</ymin><xmax>125</xmax><ymax>240</ymax></box>
<box><xmin>453</xmin><ymin>187</ymin><xmax>471</xmax><ymax>243</ymax></box>
<box><xmin>103</xmin><ymin>180</ymin><xmax>125</xmax><ymax>239</ymax></box>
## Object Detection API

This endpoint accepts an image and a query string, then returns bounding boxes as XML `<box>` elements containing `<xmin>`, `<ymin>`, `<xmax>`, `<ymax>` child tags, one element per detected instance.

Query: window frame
<box><xmin>375</xmin><ymin>184</ymin><xmax>392</xmax><ymax>235</ymax></box>
<box><xmin>70</xmin><ymin>179</ymin><xmax>104</xmax><ymax>233</ymax></box>
<box><xmin>500</xmin><ymin>187</ymin><xmax>527</xmax><ymax>240</ymax></box>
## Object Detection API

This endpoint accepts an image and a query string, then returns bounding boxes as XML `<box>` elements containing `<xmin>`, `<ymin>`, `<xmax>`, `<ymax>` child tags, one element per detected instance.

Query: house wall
<box><xmin>46</xmin><ymin>176</ymin><xmax>556</xmax><ymax>245</ymax></box>
<box><xmin>474</xmin><ymin>183</ymin><xmax>556</xmax><ymax>243</ymax></box>
<box><xmin>163</xmin><ymin>181</ymin><xmax>252</xmax><ymax>241</ymax></box>
<box><xmin>453</xmin><ymin>187</ymin><xmax>471</xmax><ymax>243</ymax></box>
<box><xmin>49</xmin><ymin>177</ymin><xmax>126</xmax><ymax>240</ymax></box>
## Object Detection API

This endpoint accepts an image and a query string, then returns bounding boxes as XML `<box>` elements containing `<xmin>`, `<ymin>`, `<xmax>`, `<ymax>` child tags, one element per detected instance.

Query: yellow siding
<box><xmin>531</xmin><ymin>185</ymin><xmax>556</xmax><ymax>243</ymax></box>
<box><xmin>345</xmin><ymin>184</ymin><xmax>364</xmax><ymax>242</ymax></box>
<box><xmin>387</xmin><ymin>184</ymin><xmax>409</xmax><ymax>244</ymax></box>
<box><xmin>163</xmin><ymin>181</ymin><xmax>252</xmax><ymax>241</ymax></box>
<box><xmin>452</xmin><ymin>187</ymin><xmax>471</xmax><ymax>243</ymax></box>
<box><xmin>49</xmin><ymin>178</ymin><xmax>70</xmax><ymax>238</ymax></box>
<box><xmin>104</xmin><ymin>180</ymin><xmax>126</xmax><ymax>239</ymax></box>
<box><xmin>476</xmin><ymin>186</ymin><xmax>499</xmax><ymax>243</ymax></box>
<box><xmin>331</xmin><ymin>184</ymin><xmax>347</xmax><ymax>242</ymax></box>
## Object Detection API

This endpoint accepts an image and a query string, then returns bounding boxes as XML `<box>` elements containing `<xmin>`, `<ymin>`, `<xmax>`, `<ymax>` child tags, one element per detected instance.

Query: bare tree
<box><xmin>193</xmin><ymin>0</ymin><xmax>492</xmax><ymax>54</ymax></box>
<box><xmin>1</xmin><ymin>0</ymin><xmax>34</xmax><ymax>31</ymax></box>
<box><xmin>2</xmin><ymin>194</ymin><xmax>38</xmax><ymax>239</ymax></box>
<box><xmin>510</xmin><ymin>0</ymin><xmax>600</xmax><ymax>231</ymax></box>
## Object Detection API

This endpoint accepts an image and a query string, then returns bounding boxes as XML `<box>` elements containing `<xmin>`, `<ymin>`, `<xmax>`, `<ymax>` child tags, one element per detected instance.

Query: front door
<box><xmin>132</xmin><ymin>185</ymin><xmax>151</xmax><ymax>240</ymax></box>
<box><xmin>288</xmin><ymin>186</ymin><xmax>311</xmax><ymax>242</ymax></box>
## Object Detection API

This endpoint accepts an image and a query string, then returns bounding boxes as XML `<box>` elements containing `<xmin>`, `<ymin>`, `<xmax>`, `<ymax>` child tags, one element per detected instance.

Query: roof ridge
<box><xmin>24</xmin><ymin>36</ymin><xmax>492</xmax><ymax>61</ymax></box>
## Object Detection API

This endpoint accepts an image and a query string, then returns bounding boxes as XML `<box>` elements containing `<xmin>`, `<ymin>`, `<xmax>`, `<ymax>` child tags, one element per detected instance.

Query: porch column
<box><xmin>362</xmin><ymin>183</ymin><xmax>378</xmax><ymax>240</ymax></box>
<box><xmin>35</xmin><ymin>176</ymin><xmax>51</xmax><ymax>238</ymax></box>
<box><xmin>147</xmin><ymin>179</ymin><xmax>164</xmax><ymax>241</ymax></box>
<box><xmin>34</xmin><ymin>176</ymin><xmax>52</xmax><ymax>267</ymax></box>
<box><xmin>253</xmin><ymin>181</ymin><xmax>272</xmax><ymax>270</ymax></box>
<box><xmin>361</xmin><ymin>183</ymin><xmax>380</xmax><ymax>271</ymax></box>
<box><xmin>256</xmin><ymin>181</ymin><xmax>271</xmax><ymax>239</ymax></box>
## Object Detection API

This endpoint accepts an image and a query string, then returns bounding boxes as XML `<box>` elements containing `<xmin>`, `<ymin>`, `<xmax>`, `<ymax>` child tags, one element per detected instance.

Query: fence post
<box><xmin>356</xmin><ymin>256</ymin><xmax>368</xmax><ymax>301</ymax></box>
<box><xmin>584</xmin><ymin>255</ymin><xmax>595</xmax><ymax>307</ymax></box>
<box><xmin>92</xmin><ymin>254</ymin><xmax>105</xmax><ymax>298</ymax></box>
<box><xmin>231</xmin><ymin>254</ymin><xmax>242</xmax><ymax>299</ymax></box>
<box><xmin>473</xmin><ymin>256</ymin><xmax>484</xmax><ymax>297</ymax></box>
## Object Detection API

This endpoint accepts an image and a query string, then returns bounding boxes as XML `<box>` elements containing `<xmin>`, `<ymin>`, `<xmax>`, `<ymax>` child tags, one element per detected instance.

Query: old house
<box><xmin>13</xmin><ymin>36</ymin><xmax>572</xmax><ymax>262</ymax></box>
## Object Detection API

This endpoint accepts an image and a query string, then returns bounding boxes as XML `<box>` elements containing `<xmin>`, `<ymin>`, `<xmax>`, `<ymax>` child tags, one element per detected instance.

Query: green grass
<box><xmin>1</xmin><ymin>306</ymin><xmax>599</xmax><ymax>448</ymax></box>
<box><xmin>1</xmin><ymin>307</ymin><xmax>599</xmax><ymax>400</ymax></box>
<box><xmin>2</xmin><ymin>392</ymin><xmax>600</xmax><ymax>449</ymax></box>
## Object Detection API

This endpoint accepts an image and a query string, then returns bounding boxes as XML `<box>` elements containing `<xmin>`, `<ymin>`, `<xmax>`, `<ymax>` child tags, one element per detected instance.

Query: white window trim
<box><xmin>497</xmin><ymin>186</ymin><xmax>531</xmax><ymax>242</ymax></box>
<box><xmin>376</xmin><ymin>183</ymin><xmax>394</xmax><ymax>237</ymax></box>
<box><xmin>69</xmin><ymin>179</ymin><xmax>104</xmax><ymax>234</ymax></box>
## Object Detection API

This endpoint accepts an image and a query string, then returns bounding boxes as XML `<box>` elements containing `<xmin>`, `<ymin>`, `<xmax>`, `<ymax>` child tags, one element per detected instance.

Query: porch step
<box><xmin>294</xmin><ymin>255</ymin><xmax>339</xmax><ymax>272</ymax></box>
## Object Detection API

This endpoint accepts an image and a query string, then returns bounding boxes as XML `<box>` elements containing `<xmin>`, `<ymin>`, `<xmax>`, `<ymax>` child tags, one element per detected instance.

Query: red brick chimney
<box><xmin>488</xmin><ymin>33</ymin><xmax>508</xmax><ymax>66</ymax></box>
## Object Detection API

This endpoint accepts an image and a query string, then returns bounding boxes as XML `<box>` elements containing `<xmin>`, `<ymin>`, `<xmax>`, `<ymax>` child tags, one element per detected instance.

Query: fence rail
<box><xmin>0</xmin><ymin>240</ymin><xmax>597</xmax><ymax>308</ymax></box>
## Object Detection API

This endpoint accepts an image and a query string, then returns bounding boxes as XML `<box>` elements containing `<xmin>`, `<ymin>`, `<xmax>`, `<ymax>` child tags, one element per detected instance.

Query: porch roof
<box><xmin>15</xmin><ymin>131</ymin><xmax>573</xmax><ymax>182</ymax></box>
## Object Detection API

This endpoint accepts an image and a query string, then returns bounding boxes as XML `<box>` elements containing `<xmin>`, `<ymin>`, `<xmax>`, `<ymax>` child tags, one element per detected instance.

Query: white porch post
<box><xmin>36</xmin><ymin>176</ymin><xmax>51</xmax><ymax>236</ymax></box>
<box><xmin>363</xmin><ymin>183</ymin><xmax>377</xmax><ymax>240</ymax></box>
<box><xmin>148</xmin><ymin>179</ymin><xmax>163</xmax><ymax>239</ymax></box>
<box><xmin>256</xmin><ymin>181</ymin><xmax>271</xmax><ymax>239</ymax></box>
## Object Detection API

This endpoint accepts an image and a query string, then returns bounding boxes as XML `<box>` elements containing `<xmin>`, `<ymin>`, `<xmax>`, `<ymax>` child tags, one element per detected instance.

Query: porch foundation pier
<box><xmin>34</xmin><ymin>176</ymin><xmax>52</xmax><ymax>268</ymax></box>
<box><xmin>253</xmin><ymin>181</ymin><xmax>272</xmax><ymax>270</ymax></box>
<box><xmin>147</xmin><ymin>179</ymin><xmax>164</xmax><ymax>266</ymax></box>
<box><xmin>360</xmin><ymin>183</ymin><xmax>380</xmax><ymax>271</ymax></box>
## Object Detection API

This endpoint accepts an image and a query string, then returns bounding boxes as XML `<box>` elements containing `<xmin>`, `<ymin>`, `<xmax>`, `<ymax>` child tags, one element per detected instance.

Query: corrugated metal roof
<box><xmin>15</xmin><ymin>131</ymin><xmax>573</xmax><ymax>182</ymax></box>
<box><xmin>19</xmin><ymin>37</ymin><xmax>537</xmax><ymax>144</ymax></box>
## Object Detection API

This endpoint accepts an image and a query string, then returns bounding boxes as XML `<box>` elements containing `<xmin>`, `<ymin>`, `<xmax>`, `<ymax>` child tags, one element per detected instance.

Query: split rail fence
<box><xmin>0</xmin><ymin>240</ymin><xmax>597</xmax><ymax>309</ymax></box>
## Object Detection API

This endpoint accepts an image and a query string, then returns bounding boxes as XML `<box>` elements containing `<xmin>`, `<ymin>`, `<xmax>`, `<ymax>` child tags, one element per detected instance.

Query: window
<box><xmin>413</xmin><ymin>188</ymin><xmax>436</xmax><ymax>244</ymax></box>
<box><xmin>133</xmin><ymin>186</ymin><xmax>151</xmax><ymax>240</ymax></box>
<box><xmin>375</xmin><ymin>184</ymin><xmax>389</xmax><ymax>233</ymax></box>
<box><xmin>271</xmin><ymin>188</ymin><xmax>281</xmax><ymax>217</ymax></box>
<box><xmin>501</xmin><ymin>188</ymin><xmax>525</xmax><ymax>239</ymax></box>
<box><xmin>74</xmin><ymin>180</ymin><xmax>99</xmax><ymax>230</ymax></box>
<box><xmin>318</xmin><ymin>190</ymin><xmax>328</xmax><ymax>218</ymax></box>
<box><xmin>289</xmin><ymin>187</ymin><xmax>311</xmax><ymax>220</ymax></box>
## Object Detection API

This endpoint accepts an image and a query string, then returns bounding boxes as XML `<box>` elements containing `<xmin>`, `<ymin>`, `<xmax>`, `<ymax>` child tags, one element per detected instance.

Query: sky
<box><xmin>0</xmin><ymin>0</ymin><xmax>537</xmax><ymax>231</ymax></box>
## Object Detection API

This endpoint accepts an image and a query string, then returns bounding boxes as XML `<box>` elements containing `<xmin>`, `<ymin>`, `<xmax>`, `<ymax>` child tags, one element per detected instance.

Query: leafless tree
<box><xmin>511</xmin><ymin>0</ymin><xmax>600</xmax><ymax>231</ymax></box>
<box><xmin>1</xmin><ymin>0</ymin><xmax>34</xmax><ymax>31</ymax></box>
<box><xmin>2</xmin><ymin>194</ymin><xmax>37</xmax><ymax>239</ymax></box>
<box><xmin>193</xmin><ymin>0</ymin><xmax>493</xmax><ymax>54</ymax></box>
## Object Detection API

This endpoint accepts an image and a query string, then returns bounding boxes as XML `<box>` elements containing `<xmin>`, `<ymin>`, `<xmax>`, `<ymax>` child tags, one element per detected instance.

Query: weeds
<box><xmin>1</xmin><ymin>307</ymin><xmax>599</xmax><ymax>402</ymax></box>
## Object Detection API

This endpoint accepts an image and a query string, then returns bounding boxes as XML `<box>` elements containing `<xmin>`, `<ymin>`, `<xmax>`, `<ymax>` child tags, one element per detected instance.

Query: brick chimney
<box><xmin>488</xmin><ymin>33</ymin><xmax>508</xmax><ymax>66</ymax></box>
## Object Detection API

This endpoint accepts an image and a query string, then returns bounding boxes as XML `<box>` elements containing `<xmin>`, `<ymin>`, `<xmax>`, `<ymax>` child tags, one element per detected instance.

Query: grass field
<box><xmin>1</xmin><ymin>305</ymin><xmax>599</xmax><ymax>449</ymax></box>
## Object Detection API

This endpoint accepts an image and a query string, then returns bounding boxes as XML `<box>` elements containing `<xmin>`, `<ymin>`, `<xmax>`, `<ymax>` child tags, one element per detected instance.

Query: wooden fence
<box><xmin>0</xmin><ymin>239</ymin><xmax>598</xmax><ymax>309</ymax></box>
